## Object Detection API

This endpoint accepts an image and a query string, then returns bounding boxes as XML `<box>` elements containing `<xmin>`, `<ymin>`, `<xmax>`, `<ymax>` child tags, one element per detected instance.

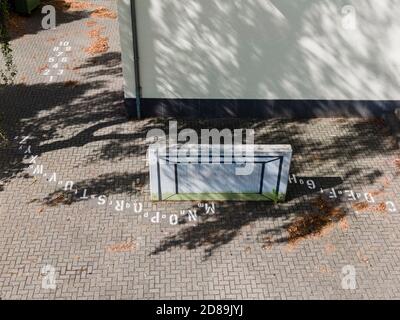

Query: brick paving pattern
<box><xmin>1</xmin><ymin>0</ymin><xmax>400</xmax><ymax>299</ymax></box>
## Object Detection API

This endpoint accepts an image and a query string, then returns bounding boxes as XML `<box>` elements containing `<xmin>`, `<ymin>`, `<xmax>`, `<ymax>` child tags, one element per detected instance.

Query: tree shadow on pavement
<box><xmin>39</xmin><ymin>171</ymin><xmax>148</xmax><ymax>206</ymax></box>
<box><xmin>149</xmin><ymin>119</ymin><xmax>398</xmax><ymax>259</ymax></box>
<box><xmin>0</xmin><ymin>50</ymin><xmax>161</xmax><ymax>193</ymax></box>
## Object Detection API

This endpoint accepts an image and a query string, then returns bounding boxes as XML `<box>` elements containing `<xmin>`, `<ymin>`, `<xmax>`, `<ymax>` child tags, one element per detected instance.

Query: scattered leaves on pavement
<box><xmin>106</xmin><ymin>241</ymin><xmax>136</xmax><ymax>253</ymax></box>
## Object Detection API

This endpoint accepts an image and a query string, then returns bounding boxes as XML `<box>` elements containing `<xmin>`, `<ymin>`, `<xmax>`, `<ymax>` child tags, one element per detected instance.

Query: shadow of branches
<box><xmin>149</xmin><ymin>118</ymin><xmax>397</xmax><ymax>259</ymax></box>
<box><xmin>41</xmin><ymin>171</ymin><xmax>148</xmax><ymax>206</ymax></box>
<box><xmin>151</xmin><ymin>193</ymin><xmax>349</xmax><ymax>259</ymax></box>
<box><xmin>0</xmin><ymin>50</ymin><xmax>158</xmax><ymax>191</ymax></box>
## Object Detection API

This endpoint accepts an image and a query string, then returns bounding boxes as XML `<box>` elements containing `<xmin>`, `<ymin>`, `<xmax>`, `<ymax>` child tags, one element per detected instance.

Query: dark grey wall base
<box><xmin>125</xmin><ymin>98</ymin><xmax>400</xmax><ymax>119</ymax></box>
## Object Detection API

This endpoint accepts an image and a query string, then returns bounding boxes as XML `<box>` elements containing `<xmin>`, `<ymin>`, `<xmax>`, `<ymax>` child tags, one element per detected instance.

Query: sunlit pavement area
<box><xmin>1</xmin><ymin>0</ymin><xmax>400</xmax><ymax>299</ymax></box>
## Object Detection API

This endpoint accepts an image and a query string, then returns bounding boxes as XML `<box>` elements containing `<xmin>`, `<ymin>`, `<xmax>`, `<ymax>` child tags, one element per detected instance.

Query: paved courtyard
<box><xmin>1</xmin><ymin>0</ymin><xmax>400</xmax><ymax>299</ymax></box>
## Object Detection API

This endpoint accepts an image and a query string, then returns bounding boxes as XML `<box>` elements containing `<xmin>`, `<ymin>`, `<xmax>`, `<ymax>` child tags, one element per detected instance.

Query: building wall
<box><xmin>118</xmin><ymin>0</ymin><xmax>400</xmax><ymax>116</ymax></box>
<box><xmin>117</xmin><ymin>0</ymin><xmax>136</xmax><ymax>99</ymax></box>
